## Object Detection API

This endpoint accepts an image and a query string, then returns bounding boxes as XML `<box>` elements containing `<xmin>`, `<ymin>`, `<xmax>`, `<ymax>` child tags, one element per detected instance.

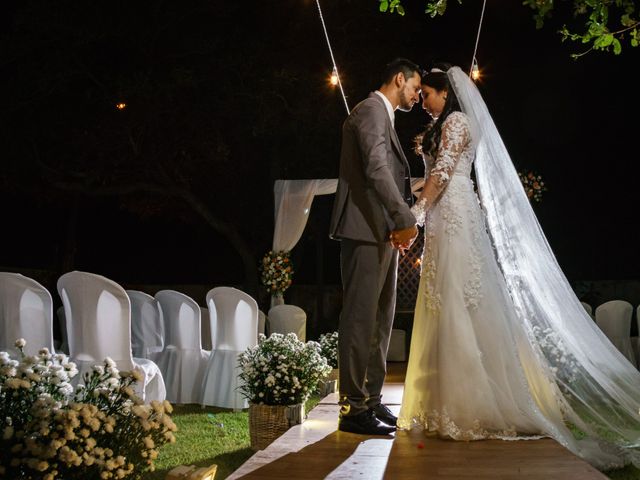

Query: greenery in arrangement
<box><xmin>0</xmin><ymin>340</ymin><xmax>176</xmax><ymax>480</ymax></box>
<box><xmin>378</xmin><ymin>0</ymin><xmax>639</xmax><ymax>57</ymax></box>
<box><xmin>318</xmin><ymin>331</ymin><xmax>339</xmax><ymax>369</ymax></box>
<box><xmin>260</xmin><ymin>250</ymin><xmax>294</xmax><ymax>296</ymax></box>
<box><xmin>238</xmin><ymin>333</ymin><xmax>331</xmax><ymax>406</ymax></box>
<box><xmin>518</xmin><ymin>171</ymin><xmax>548</xmax><ymax>203</ymax></box>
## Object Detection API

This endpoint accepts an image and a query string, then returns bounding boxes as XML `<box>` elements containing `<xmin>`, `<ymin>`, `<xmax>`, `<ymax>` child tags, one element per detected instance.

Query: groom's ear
<box><xmin>394</xmin><ymin>72</ymin><xmax>406</xmax><ymax>88</ymax></box>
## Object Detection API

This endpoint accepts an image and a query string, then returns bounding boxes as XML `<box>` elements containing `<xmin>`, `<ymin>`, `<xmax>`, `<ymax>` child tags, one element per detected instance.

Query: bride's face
<box><xmin>421</xmin><ymin>85</ymin><xmax>447</xmax><ymax>118</ymax></box>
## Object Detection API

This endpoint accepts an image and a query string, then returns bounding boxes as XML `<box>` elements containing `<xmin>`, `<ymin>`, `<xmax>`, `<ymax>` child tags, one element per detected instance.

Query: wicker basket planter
<box><xmin>318</xmin><ymin>368</ymin><xmax>339</xmax><ymax>396</ymax></box>
<box><xmin>249</xmin><ymin>402</ymin><xmax>305</xmax><ymax>450</ymax></box>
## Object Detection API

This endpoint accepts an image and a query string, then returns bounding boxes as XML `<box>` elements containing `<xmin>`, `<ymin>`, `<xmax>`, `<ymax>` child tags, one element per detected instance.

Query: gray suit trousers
<box><xmin>338</xmin><ymin>238</ymin><xmax>398</xmax><ymax>417</ymax></box>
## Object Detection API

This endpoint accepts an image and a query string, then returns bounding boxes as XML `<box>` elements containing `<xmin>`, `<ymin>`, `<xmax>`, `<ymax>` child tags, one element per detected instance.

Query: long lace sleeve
<box><xmin>411</xmin><ymin>112</ymin><xmax>471</xmax><ymax>225</ymax></box>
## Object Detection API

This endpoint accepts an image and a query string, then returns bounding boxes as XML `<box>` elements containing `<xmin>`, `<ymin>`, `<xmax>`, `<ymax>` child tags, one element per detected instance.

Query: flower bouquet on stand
<box><xmin>0</xmin><ymin>339</ymin><xmax>176</xmax><ymax>480</ymax></box>
<box><xmin>238</xmin><ymin>333</ymin><xmax>331</xmax><ymax>450</ymax></box>
<box><xmin>260</xmin><ymin>250</ymin><xmax>294</xmax><ymax>307</ymax></box>
<box><xmin>317</xmin><ymin>331</ymin><xmax>339</xmax><ymax>396</ymax></box>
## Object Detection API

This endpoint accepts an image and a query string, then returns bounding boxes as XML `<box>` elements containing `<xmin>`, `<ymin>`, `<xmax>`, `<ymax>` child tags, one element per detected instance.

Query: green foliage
<box><xmin>376</xmin><ymin>0</ymin><xmax>640</xmax><ymax>57</ymax></box>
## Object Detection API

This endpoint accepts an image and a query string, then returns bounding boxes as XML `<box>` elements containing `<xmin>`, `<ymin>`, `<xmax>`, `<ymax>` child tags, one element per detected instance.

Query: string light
<box><xmin>330</xmin><ymin>68</ymin><xmax>339</xmax><ymax>86</ymax></box>
<box><xmin>115</xmin><ymin>102</ymin><xmax>127</xmax><ymax>110</ymax></box>
<box><xmin>469</xmin><ymin>0</ymin><xmax>487</xmax><ymax>80</ymax></box>
<box><xmin>316</xmin><ymin>0</ymin><xmax>350</xmax><ymax>114</ymax></box>
<box><xmin>471</xmin><ymin>60</ymin><xmax>481</xmax><ymax>81</ymax></box>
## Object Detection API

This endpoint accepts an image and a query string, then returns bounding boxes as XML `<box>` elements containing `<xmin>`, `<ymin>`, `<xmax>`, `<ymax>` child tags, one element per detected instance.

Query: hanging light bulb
<box><xmin>115</xmin><ymin>102</ymin><xmax>127</xmax><ymax>110</ymax></box>
<box><xmin>329</xmin><ymin>68</ymin><xmax>339</xmax><ymax>86</ymax></box>
<box><xmin>471</xmin><ymin>60</ymin><xmax>481</xmax><ymax>81</ymax></box>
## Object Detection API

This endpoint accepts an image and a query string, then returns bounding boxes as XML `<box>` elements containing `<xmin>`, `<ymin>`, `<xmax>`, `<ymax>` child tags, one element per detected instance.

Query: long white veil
<box><xmin>447</xmin><ymin>66</ymin><xmax>640</xmax><ymax>469</ymax></box>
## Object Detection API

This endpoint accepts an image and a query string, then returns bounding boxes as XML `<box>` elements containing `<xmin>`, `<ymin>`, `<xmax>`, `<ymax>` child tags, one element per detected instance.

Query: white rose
<box><xmin>14</xmin><ymin>338</ymin><xmax>26</xmax><ymax>349</ymax></box>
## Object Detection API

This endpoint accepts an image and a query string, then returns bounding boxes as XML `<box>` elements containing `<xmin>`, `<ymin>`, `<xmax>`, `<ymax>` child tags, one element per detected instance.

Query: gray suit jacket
<box><xmin>329</xmin><ymin>92</ymin><xmax>415</xmax><ymax>243</ymax></box>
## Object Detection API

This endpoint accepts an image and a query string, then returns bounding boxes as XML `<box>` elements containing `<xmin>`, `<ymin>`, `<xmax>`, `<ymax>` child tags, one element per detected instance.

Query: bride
<box><xmin>397</xmin><ymin>63</ymin><xmax>640</xmax><ymax>470</ymax></box>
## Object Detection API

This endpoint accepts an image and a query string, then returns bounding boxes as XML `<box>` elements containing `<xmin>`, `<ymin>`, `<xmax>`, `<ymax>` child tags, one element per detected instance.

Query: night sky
<box><xmin>1</xmin><ymin>0</ymin><xmax>638</xmax><ymax>303</ymax></box>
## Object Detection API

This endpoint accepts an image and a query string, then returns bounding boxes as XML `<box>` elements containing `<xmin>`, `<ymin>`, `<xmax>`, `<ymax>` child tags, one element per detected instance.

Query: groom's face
<box><xmin>397</xmin><ymin>72</ymin><xmax>421</xmax><ymax>112</ymax></box>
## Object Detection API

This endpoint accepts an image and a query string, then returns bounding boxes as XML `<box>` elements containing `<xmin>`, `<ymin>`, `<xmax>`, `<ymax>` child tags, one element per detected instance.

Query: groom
<box><xmin>329</xmin><ymin>58</ymin><xmax>420</xmax><ymax>435</ymax></box>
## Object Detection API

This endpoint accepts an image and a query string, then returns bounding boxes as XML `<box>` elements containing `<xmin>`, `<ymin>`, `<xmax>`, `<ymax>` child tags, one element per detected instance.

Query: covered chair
<box><xmin>258</xmin><ymin>310</ymin><xmax>267</xmax><ymax>337</ymax></box>
<box><xmin>200</xmin><ymin>307</ymin><xmax>212</xmax><ymax>351</ymax></box>
<box><xmin>0</xmin><ymin>272</ymin><xmax>55</xmax><ymax>357</ymax></box>
<box><xmin>56</xmin><ymin>306</ymin><xmax>69</xmax><ymax>354</ymax></box>
<box><xmin>580</xmin><ymin>301</ymin><xmax>593</xmax><ymax>318</ymax></box>
<box><xmin>57</xmin><ymin>271</ymin><xmax>166</xmax><ymax>402</ymax></box>
<box><xmin>268</xmin><ymin>304</ymin><xmax>306</xmax><ymax>341</ymax></box>
<box><xmin>154</xmin><ymin>290</ymin><xmax>210</xmax><ymax>404</ymax></box>
<box><xmin>127</xmin><ymin>290</ymin><xmax>164</xmax><ymax>361</ymax></box>
<box><xmin>595</xmin><ymin>300</ymin><xmax>637</xmax><ymax>367</ymax></box>
<box><xmin>201</xmin><ymin>286</ymin><xmax>258</xmax><ymax>409</ymax></box>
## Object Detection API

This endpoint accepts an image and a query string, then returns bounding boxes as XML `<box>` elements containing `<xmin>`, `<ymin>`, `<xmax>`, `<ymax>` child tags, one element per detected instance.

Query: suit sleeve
<box><xmin>351</xmin><ymin>101</ymin><xmax>415</xmax><ymax>231</ymax></box>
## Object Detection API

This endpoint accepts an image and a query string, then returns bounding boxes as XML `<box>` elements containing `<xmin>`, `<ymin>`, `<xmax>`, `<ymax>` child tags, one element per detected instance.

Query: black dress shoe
<box><xmin>338</xmin><ymin>410</ymin><xmax>396</xmax><ymax>435</ymax></box>
<box><xmin>370</xmin><ymin>403</ymin><xmax>397</xmax><ymax>426</ymax></box>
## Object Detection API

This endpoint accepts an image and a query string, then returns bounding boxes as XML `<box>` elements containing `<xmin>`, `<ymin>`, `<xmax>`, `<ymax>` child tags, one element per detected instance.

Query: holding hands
<box><xmin>390</xmin><ymin>224</ymin><xmax>418</xmax><ymax>256</ymax></box>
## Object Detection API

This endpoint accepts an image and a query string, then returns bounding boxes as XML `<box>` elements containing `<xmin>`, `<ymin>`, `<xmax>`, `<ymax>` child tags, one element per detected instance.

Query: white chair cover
<box><xmin>634</xmin><ymin>306</ymin><xmax>640</xmax><ymax>368</ymax></box>
<box><xmin>258</xmin><ymin>310</ymin><xmax>267</xmax><ymax>337</ymax></box>
<box><xmin>200</xmin><ymin>307</ymin><xmax>212</xmax><ymax>351</ymax></box>
<box><xmin>0</xmin><ymin>272</ymin><xmax>55</xmax><ymax>357</ymax></box>
<box><xmin>580</xmin><ymin>301</ymin><xmax>593</xmax><ymax>317</ymax></box>
<box><xmin>56</xmin><ymin>305</ymin><xmax>69</xmax><ymax>354</ymax></box>
<box><xmin>154</xmin><ymin>290</ymin><xmax>210</xmax><ymax>404</ymax></box>
<box><xmin>201</xmin><ymin>287</ymin><xmax>258</xmax><ymax>409</ymax></box>
<box><xmin>267</xmin><ymin>304</ymin><xmax>306</xmax><ymax>341</ymax></box>
<box><xmin>57</xmin><ymin>271</ymin><xmax>166</xmax><ymax>402</ymax></box>
<box><xmin>595</xmin><ymin>300</ymin><xmax>637</xmax><ymax>367</ymax></box>
<box><xmin>127</xmin><ymin>290</ymin><xmax>164</xmax><ymax>361</ymax></box>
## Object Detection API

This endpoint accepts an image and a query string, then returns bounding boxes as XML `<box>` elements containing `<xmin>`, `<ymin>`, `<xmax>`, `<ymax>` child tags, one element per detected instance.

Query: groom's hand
<box><xmin>390</xmin><ymin>225</ymin><xmax>418</xmax><ymax>255</ymax></box>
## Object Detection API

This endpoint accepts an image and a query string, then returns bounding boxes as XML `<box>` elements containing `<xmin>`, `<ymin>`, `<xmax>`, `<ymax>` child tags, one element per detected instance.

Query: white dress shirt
<box><xmin>374</xmin><ymin>90</ymin><xmax>395</xmax><ymax>127</ymax></box>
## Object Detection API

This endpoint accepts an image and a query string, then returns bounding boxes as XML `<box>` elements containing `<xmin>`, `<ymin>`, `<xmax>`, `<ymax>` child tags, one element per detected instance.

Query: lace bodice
<box><xmin>411</xmin><ymin>111</ymin><xmax>474</xmax><ymax>226</ymax></box>
<box><xmin>428</xmin><ymin>111</ymin><xmax>474</xmax><ymax>183</ymax></box>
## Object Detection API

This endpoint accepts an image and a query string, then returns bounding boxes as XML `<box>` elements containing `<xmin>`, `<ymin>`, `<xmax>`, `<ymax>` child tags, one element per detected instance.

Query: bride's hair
<box><xmin>415</xmin><ymin>62</ymin><xmax>461</xmax><ymax>158</ymax></box>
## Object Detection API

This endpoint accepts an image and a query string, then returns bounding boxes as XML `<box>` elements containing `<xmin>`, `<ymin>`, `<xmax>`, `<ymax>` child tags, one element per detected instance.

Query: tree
<box><xmin>378</xmin><ymin>0</ymin><xmax>639</xmax><ymax>57</ymax></box>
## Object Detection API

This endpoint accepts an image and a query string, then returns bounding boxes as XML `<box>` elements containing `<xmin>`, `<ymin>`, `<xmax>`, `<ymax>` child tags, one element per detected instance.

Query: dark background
<box><xmin>1</xmin><ymin>0</ymin><xmax>638</xmax><ymax>318</ymax></box>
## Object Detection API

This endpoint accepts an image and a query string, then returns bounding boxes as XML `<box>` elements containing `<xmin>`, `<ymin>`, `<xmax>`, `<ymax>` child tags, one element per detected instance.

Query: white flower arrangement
<box><xmin>0</xmin><ymin>339</ymin><xmax>177</xmax><ymax>479</ymax></box>
<box><xmin>318</xmin><ymin>331</ymin><xmax>338</xmax><ymax>369</ymax></box>
<box><xmin>238</xmin><ymin>333</ymin><xmax>332</xmax><ymax>406</ymax></box>
<box><xmin>260</xmin><ymin>250</ymin><xmax>294</xmax><ymax>296</ymax></box>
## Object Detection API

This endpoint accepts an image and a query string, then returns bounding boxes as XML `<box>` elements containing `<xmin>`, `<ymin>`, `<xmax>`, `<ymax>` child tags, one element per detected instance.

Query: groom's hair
<box><xmin>381</xmin><ymin>58</ymin><xmax>421</xmax><ymax>86</ymax></box>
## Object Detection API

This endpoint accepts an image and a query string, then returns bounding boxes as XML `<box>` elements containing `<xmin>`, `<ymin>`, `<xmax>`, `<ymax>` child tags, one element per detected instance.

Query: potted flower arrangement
<box><xmin>260</xmin><ymin>250</ymin><xmax>294</xmax><ymax>305</ymax></box>
<box><xmin>238</xmin><ymin>333</ymin><xmax>331</xmax><ymax>450</ymax></box>
<box><xmin>0</xmin><ymin>339</ymin><xmax>177</xmax><ymax>479</ymax></box>
<box><xmin>317</xmin><ymin>331</ymin><xmax>339</xmax><ymax>396</ymax></box>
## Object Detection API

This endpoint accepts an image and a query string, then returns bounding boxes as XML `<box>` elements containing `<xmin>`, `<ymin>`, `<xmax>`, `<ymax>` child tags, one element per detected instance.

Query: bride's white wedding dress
<box><xmin>399</xmin><ymin>111</ymin><xmax>548</xmax><ymax>440</ymax></box>
<box><xmin>398</xmin><ymin>67</ymin><xmax>640</xmax><ymax>470</ymax></box>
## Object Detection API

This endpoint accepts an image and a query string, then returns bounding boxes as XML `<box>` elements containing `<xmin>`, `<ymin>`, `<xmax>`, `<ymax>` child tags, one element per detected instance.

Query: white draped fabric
<box><xmin>0</xmin><ymin>272</ymin><xmax>55</xmax><ymax>357</ymax></box>
<box><xmin>57</xmin><ymin>271</ymin><xmax>166</xmax><ymax>403</ymax></box>
<box><xmin>154</xmin><ymin>290</ymin><xmax>210</xmax><ymax>404</ymax></box>
<box><xmin>127</xmin><ymin>290</ymin><xmax>165</xmax><ymax>361</ymax></box>
<box><xmin>201</xmin><ymin>287</ymin><xmax>258</xmax><ymax>409</ymax></box>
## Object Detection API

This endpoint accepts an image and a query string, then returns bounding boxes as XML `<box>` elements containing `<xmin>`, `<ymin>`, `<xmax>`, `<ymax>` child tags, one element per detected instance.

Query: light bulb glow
<box><xmin>330</xmin><ymin>71</ymin><xmax>339</xmax><ymax>86</ymax></box>
<box><xmin>116</xmin><ymin>102</ymin><xmax>127</xmax><ymax>110</ymax></box>
<box><xmin>471</xmin><ymin>63</ymin><xmax>480</xmax><ymax>81</ymax></box>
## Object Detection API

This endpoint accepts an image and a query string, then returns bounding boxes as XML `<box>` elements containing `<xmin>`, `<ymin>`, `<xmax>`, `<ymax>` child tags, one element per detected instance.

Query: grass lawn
<box><xmin>147</xmin><ymin>395</ymin><xmax>639</xmax><ymax>480</ymax></box>
<box><xmin>147</xmin><ymin>395</ymin><xmax>322</xmax><ymax>480</ymax></box>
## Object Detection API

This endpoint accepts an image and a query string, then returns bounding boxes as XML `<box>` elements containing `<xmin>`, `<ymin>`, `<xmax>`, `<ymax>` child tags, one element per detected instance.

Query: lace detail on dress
<box><xmin>410</xmin><ymin>198</ymin><xmax>427</xmax><ymax>227</ymax></box>
<box><xmin>439</xmin><ymin>182</ymin><xmax>464</xmax><ymax>239</ymax></box>
<box><xmin>430</xmin><ymin>112</ymin><xmax>471</xmax><ymax>186</ymax></box>
<box><xmin>421</xmin><ymin>222</ymin><xmax>441</xmax><ymax>313</ymax></box>
<box><xmin>400</xmin><ymin>407</ymin><xmax>545</xmax><ymax>442</ymax></box>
